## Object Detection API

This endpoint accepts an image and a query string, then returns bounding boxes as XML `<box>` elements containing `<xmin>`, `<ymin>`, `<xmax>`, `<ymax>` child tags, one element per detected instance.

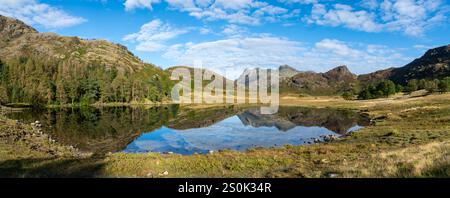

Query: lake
<box><xmin>5</xmin><ymin>105</ymin><xmax>370</xmax><ymax>155</ymax></box>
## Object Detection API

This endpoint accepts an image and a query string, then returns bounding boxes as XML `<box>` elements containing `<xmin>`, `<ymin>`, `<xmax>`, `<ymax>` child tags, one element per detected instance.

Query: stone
<box><xmin>328</xmin><ymin>173</ymin><xmax>339</xmax><ymax>178</ymax></box>
<box><xmin>159</xmin><ymin>171</ymin><xmax>169</xmax><ymax>176</ymax></box>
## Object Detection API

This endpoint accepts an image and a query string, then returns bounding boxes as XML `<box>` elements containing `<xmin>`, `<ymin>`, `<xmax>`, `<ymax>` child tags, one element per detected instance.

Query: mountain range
<box><xmin>0</xmin><ymin>15</ymin><xmax>449</xmax><ymax>104</ymax></box>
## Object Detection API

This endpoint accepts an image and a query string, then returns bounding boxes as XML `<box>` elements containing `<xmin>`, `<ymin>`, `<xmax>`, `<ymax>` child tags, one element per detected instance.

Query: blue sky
<box><xmin>0</xmin><ymin>0</ymin><xmax>449</xmax><ymax>78</ymax></box>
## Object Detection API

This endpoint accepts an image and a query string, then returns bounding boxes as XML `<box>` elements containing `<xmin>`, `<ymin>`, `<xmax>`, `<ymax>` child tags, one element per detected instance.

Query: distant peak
<box><xmin>279</xmin><ymin>65</ymin><xmax>298</xmax><ymax>72</ymax></box>
<box><xmin>327</xmin><ymin>65</ymin><xmax>350</xmax><ymax>73</ymax></box>
<box><xmin>324</xmin><ymin>65</ymin><xmax>356</xmax><ymax>81</ymax></box>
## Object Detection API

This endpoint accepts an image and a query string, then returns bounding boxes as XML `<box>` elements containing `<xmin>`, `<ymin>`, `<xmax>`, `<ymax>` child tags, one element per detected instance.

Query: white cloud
<box><xmin>123</xmin><ymin>19</ymin><xmax>189</xmax><ymax>52</ymax></box>
<box><xmin>222</xmin><ymin>24</ymin><xmax>248</xmax><ymax>36</ymax></box>
<box><xmin>163</xmin><ymin>36</ymin><xmax>304</xmax><ymax>78</ymax></box>
<box><xmin>199</xmin><ymin>27</ymin><xmax>213</xmax><ymax>34</ymax></box>
<box><xmin>124</xmin><ymin>0</ymin><xmax>161</xmax><ymax>11</ymax></box>
<box><xmin>213</xmin><ymin>0</ymin><xmax>258</xmax><ymax>10</ymax></box>
<box><xmin>123</xmin><ymin>0</ymin><xmax>297</xmax><ymax>25</ymax></box>
<box><xmin>305</xmin><ymin>0</ymin><xmax>449</xmax><ymax>36</ymax></box>
<box><xmin>278</xmin><ymin>0</ymin><xmax>318</xmax><ymax>4</ymax></box>
<box><xmin>162</xmin><ymin>37</ymin><xmax>411</xmax><ymax>78</ymax></box>
<box><xmin>380</xmin><ymin>0</ymin><xmax>447</xmax><ymax>36</ymax></box>
<box><xmin>306</xmin><ymin>3</ymin><xmax>382</xmax><ymax>33</ymax></box>
<box><xmin>0</xmin><ymin>0</ymin><xmax>86</xmax><ymax>28</ymax></box>
<box><xmin>413</xmin><ymin>44</ymin><xmax>435</xmax><ymax>50</ymax></box>
<box><xmin>314</xmin><ymin>39</ymin><xmax>363</xmax><ymax>57</ymax></box>
<box><xmin>195</xmin><ymin>0</ymin><xmax>214</xmax><ymax>8</ymax></box>
<box><xmin>302</xmin><ymin>39</ymin><xmax>411</xmax><ymax>74</ymax></box>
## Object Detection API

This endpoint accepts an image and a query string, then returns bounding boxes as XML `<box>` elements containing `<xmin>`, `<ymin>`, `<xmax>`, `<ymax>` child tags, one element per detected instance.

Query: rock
<box><xmin>158</xmin><ymin>171</ymin><xmax>169</xmax><ymax>176</ymax></box>
<box><xmin>208</xmin><ymin>150</ymin><xmax>215</xmax><ymax>154</ymax></box>
<box><xmin>327</xmin><ymin>173</ymin><xmax>339</xmax><ymax>178</ymax></box>
<box><xmin>167</xmin><ymin>152</ymin><xmax>174</xmax><ymax>154</ymax></box>
<box><xmin>35</xmin><ymin>121</ymin><xmax>40</xmax><ymax>124</ymax></box>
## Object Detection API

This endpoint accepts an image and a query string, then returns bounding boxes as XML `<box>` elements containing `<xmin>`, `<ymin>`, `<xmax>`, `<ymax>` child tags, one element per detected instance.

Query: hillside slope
<box><xmin>0</xmin><ymin>15</ymin><xmax>172</xmax><ymax>105</ymax></box>
<box><xmin>359</xmin><ymin>45</ymin><xmax>450</xmax><ymax>84</ymax></box>
<box><xmin>282</xmin><ymin>65</ymin><xmax>359</xmax><ymax>95</ymax></box>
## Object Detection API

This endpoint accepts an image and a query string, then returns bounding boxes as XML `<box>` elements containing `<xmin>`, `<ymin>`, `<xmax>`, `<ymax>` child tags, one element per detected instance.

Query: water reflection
<box><xmin>125</xmin><ymin>116</ymin><xmax>363</xmax><ymax>155</ymax></box>
<box><xmin>5</xmin><ymin>105</ymin><xmax>369</xmax><ymax>155</ymax></box>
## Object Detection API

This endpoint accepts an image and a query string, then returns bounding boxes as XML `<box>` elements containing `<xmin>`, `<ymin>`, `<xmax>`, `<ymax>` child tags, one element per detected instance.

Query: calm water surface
<box><xmin>6</xmin><ymin>105</ymin><xmax>369</xmax><ymax>155</ymax></box>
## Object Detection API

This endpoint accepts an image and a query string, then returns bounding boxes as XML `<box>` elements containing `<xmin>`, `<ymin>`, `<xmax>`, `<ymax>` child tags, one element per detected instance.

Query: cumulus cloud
<box><xmin>122</xmin><ymin>0</ymin><xmax>447</xmax><ymax>36</ymax></box>
<box><xmin>124</xmin><ymin>0</ymin><xmax>161</xmax><ymax>11</ymax></box>
<box><xmin>380</xmin><ymin>0</ymin><xmax>448</xmax><ymax>36</ymax></box>
<box><xmin>303</xmin><ymin>39</ymin><xmax>411</xmax><ymax>74</ymax></box>
<box><xmin>163</xmin><ymin>36</ymin><xmax>304</xmax><ymax>78</ymax></box>
<box><xmin>306</xmin><ymin>4</ymin><xmax>381</xmax><ymax>32</ymax></box>
<box><xmin>305</xmin><ymin>0</ymin><xmax>449</xmax><ymax>36</ymax></box>
<box><xmin>221</xmin><ymin>24</ymin><xmax>248</xmax><ymax>36</ymax></box>
<box><xmin>278</xmin><ymin>0</ymin><xmax>318</xmax><ymax>4</ymax></box>
<box><xmin>123</xmin><ymin>0</ymin><xmax>299</xmax><ymax>25</ymax></box>
<box><xmin>162</xmin><ymin>37</ymin><xmax>411</xmax><ymax>78</ymax></box>
<box><xmin>123</xmin><ymin>19</ymin><xmax>189</xmax><ymax>52</ymax></box>
<box><xmin>0</xmin><ymin>0</ymin><xmax>86</xmax><ymax>28</ymax></box>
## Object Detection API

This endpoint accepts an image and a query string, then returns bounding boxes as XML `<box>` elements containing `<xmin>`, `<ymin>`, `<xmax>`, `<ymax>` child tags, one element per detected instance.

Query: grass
<box><xmin>1</xmin><ymin>93</ymin><xmax>450</xmax><ymax>178</ymax></box>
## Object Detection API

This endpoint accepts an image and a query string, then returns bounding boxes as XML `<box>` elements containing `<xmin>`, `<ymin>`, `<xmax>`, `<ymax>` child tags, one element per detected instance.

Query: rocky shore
<box><xmin>0</xmin><ymin>109</ymin><xmax>89</xmax><ymax>158</ymax></box>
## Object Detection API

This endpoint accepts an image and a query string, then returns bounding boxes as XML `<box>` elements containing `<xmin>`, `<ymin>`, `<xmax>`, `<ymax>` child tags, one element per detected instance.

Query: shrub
<box><xmin>342</xmin><ymin>91</ymin><xmax>354</xmax><ymax>100</ymax></box>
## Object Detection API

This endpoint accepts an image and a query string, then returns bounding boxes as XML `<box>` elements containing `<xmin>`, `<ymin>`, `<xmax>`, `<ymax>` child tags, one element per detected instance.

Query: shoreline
<box><xmin>0</xmin><ymin>93</ymin><xmax>449</xmax><ymax>177</ymax></box>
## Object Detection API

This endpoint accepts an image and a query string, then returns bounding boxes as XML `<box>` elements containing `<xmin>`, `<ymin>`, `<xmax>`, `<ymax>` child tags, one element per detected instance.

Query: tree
<box><xmin>396</xmin><ymin>84</ymin><xmax>404</xmax><ymax>93</ymax></box>
<box><xmin>342</xmin><ymin>91</ymin><xmax>354</xmax><ymax>100</ymax></box>
<box><xmin>418</xmin><ymin>79</ymin><xmax>427</xmax><ymax>90</ymax></box>
<box><xmin>376</xmin><ymin>80</ymin><xmax>396</xmax><ymax>97</ymax></box>
<box><xmin>0</xmin><ymin>85</ymin><xmax>7</xmax><ymax>104</ymax></box>
<box><xmin>438</xmin><ymin>77</ymin><xmax>450</xmax><ymax>93</ymax></box>
<box><xmin>0</xmin><ymin>59</ymin><xmax>4</xmax><ymax>82</ymax></box>
<box><xmin>406</xmin><ymin>79</ymin><xmax>418</xmax><ymax>93</ymax></box>
<box><xmin>358</xmin><ymin>89</ymin><xmax>373</xmax><ymax>100</ymax></box>
<box><xmin>424</xmin><ymin>79</ymin><xmax>439</xmax><ymax>93</ymax></box>
<box><xmin>358</xmin><ymin>80</ymin><xmax>399</xmax><ymax>100</ymax></box>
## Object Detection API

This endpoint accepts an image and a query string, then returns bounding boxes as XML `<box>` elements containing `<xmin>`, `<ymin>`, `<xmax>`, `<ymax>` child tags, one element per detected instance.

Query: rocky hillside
<box><xmin>279</xmin><ymin>65</ymin><xmax>300</xmax><ymax>80</ymax></box>
<box><xmin>359</xmin><ymin>45</ymin><xmax>450</xmax><ymax>84</ymax></box>
<box><xmin>282</xmin><ymin>65</ymin><xmax>359</xmax><ymax>95</ymax></box>
<box><xmin>0</xmin><ymin>15</ymin><xmax>145</xmax><ymax>73</ymax></box>
<box><xmin>0</xmin><ymin>15</ymin><xmax>172</xmax><ymax>105</ymax></box>
<box><xmin>282</xmin><ymin>45</ymin><xmax>450</xmax><ymax>95</ymax></box>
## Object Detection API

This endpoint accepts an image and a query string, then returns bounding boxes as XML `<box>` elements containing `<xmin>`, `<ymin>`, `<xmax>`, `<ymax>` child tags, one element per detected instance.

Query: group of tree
<box><xmin>0</xmin><ymin>57</ymin><xmax>173</xmax><ymax>106</ymax></box>
<box><xmin>348</xmin><ymin>78</ymin><xmax>450</xmax><ymax>100</ymax></box>
<box><xmin>404</xmin><ymin>78</ymin><xmax>450</xmax><ymax>93</ymax></box>
<box><xmin>356</xmin><ymin>80</ymin><xmax>399</xmax><ymax>100</ymax></box>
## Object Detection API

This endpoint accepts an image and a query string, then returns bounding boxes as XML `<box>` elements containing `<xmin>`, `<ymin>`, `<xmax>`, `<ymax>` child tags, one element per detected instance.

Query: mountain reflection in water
<box><xmin>5</xmin><ymin>106</ymin><xmax>369</xmax><ymax>155</ymax></box>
